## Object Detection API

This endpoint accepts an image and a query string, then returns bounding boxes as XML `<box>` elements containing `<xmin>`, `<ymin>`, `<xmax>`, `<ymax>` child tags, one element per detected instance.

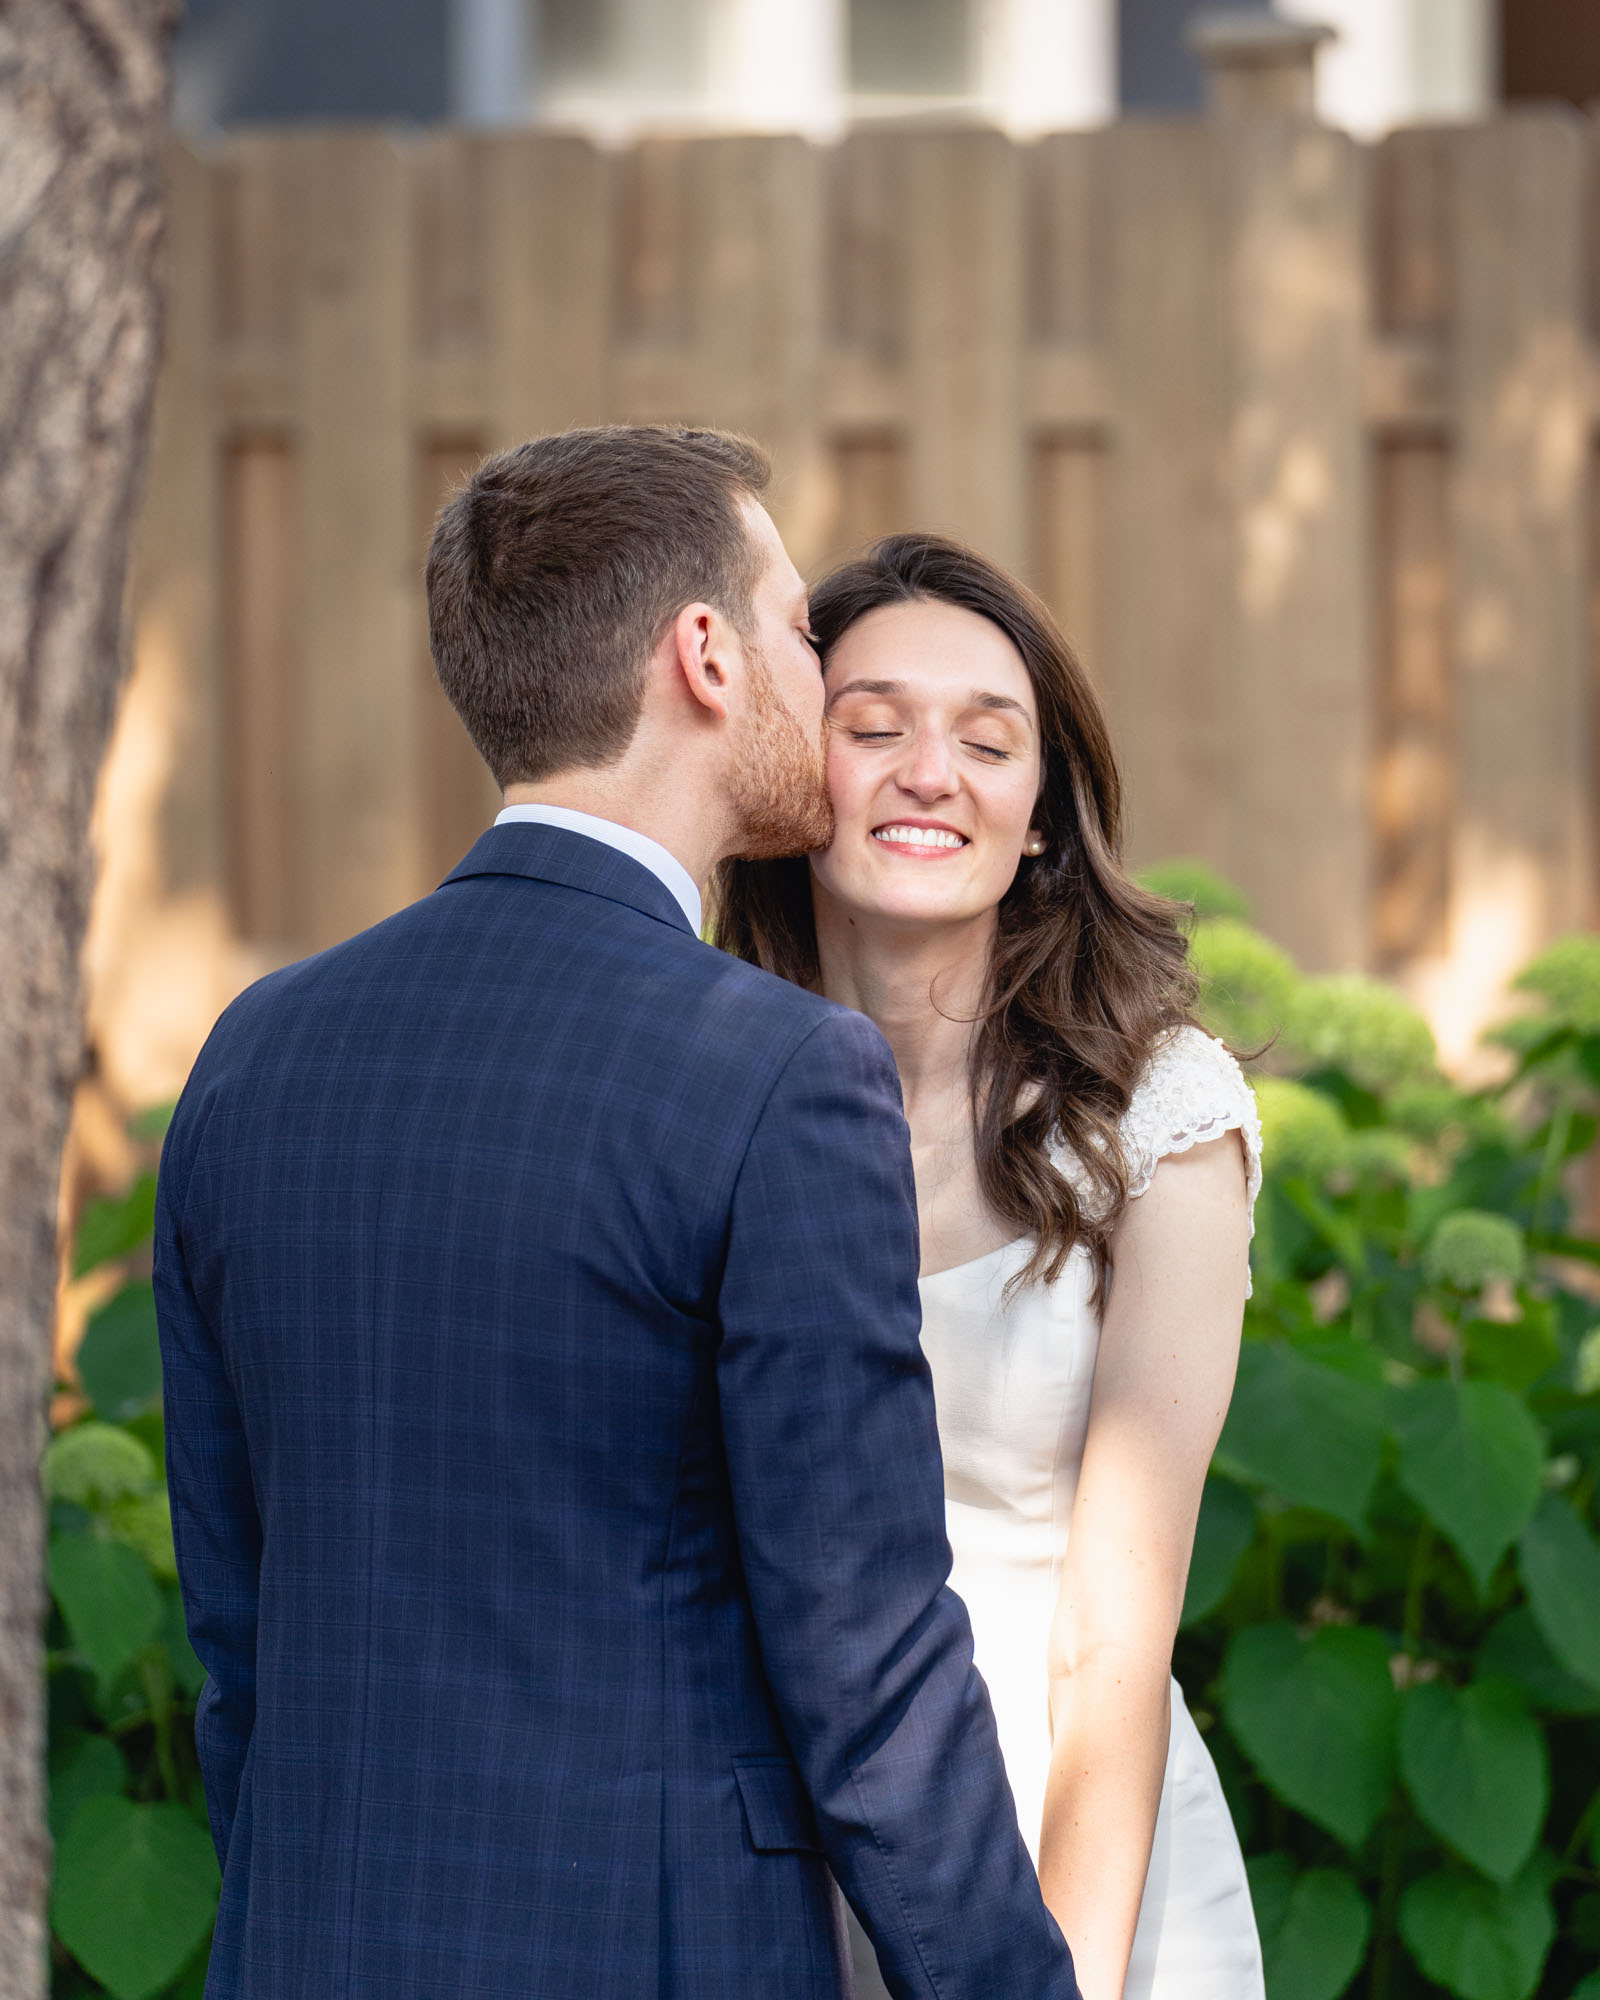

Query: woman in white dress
<box><xmin>715</xmin><ymin>533</ymin><xmax>1265</xmax><ymax>2000</ymax></box>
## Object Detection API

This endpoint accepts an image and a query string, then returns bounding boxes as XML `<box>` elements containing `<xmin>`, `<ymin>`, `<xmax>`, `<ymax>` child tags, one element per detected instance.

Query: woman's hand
<box><xmin>1037</xmin><ymin>1131</ymin><xmax>1250</xmax><ymax>1998</ymax></box>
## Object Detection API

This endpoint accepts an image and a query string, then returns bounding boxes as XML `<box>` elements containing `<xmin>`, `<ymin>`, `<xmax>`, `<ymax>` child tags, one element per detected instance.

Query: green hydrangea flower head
<box><xmin>1137</xmin><ymin>859</ymin><xmax>1252</xmax><ymax>922</ymax></box>
<box><xmin>1421</xmin><ymin>1210</ymin><xmax>1527</xmax><ymax>1292</ymax></box>
<box><xmin>1575</xmin><ymin>1325</ymin><xmax>1600</xmax><ymax>1397</ymax></box>
<box><xmin>1191</xmin><ymin>917</ymin><xmax>1298</xmax><ymax>1050</ymax></box>
<box><xmin>1286</xmin><ymin>973</ymin><xmax>1437</xmax><ymax>1095</ymax></box>
<box><xmin>1255</xmin><ymin>1075</ymin><xmax>1347</xmax><ymax>1184</ymax></box>
<box><xmin>43</xmin><ymin>1421</ymin><xmax>156</xmax><ymax>1508</ymax></box>
<box><xmin>1387</xmin><ymin>1081</ymin><xmax>1507</xmax><ymax>1148</ymax></box>
<box><xmin>1343</xmin><ymin>1128</ymin><xmax>1415</xmax><ymax>1183</ymax></box>
<box><xmin>1512</xmin><ymin>934</ymin><xmax>1600</xmax><ymax>1035</ymax></box>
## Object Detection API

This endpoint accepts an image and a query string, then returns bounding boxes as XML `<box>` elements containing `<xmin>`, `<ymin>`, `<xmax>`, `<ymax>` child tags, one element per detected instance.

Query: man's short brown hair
<box><xmin>426</xmin><ymin>426</ymin><xmax>772</xmax><ymax>786</ymax></box>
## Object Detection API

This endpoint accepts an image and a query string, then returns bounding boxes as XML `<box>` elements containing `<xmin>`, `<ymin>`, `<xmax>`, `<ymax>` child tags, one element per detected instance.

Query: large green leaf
<box><xmin>1216</xmin><ymin>1346</ymin><xmax>1387</xmax><ymax>1536</ymax></box>
<box><xmin>1246</xmin><ymin>1856</ymin><xmax>1370</xmax><ymax>2000</ymax></box>
<box><xmin>1399</xmin><ymin>1860</ymin><xmax>1555</xmax><ymax>2000</ymax></box>
<box><xmin>1519</xmin><ymin>1497</ymin><xmax>1600</xmax><ymax>1688</ymax></box>
<box><xmin>1462</xmin><ymin>1303</ymin><xmax>1560</xmax><ymax>1392</ymax></box>
<box><xmin>52</xmin><ymin>1796</ymin><xmax>219</xmax><ymax>2000</ymax></box>
<box><xmin>1477</xmin><ymin>1609</ymin><xmax>1600</xmax><ymax>1717</ymax></box>
<box><xmin>165</xmin><ymin>1945</ymin><xmax>213</xmax><ymax>2000</ymax></box>
<box><xmin>48</xmin><ymin>1532</ymin><xmax>163</xmax><ymax>1684</ymax></box>
<box><xmin>1220</xmin><ymin>1623</ymin><xmax>1397</xmax><ymax>1850</ymax></box>
<box><xmin>1392</xmin><ymin>1380</ymin><xmax>1544</xmax><ymax>1596</ymax></box>
<box><xmin>105</xmin><ymin>1491</ymin><xmax>178</xmax><ymax>1583</ymax></box>
<box><xmin>1181</xmin><ymin>1478</ymin><xmax>1256</xmax><ymax>1627</ymax></box>
<box><xmin>76</xmin><ymin>1282</ymin><xmax>163</xmax><ymax>1421</ymax></box>
<box><xmin>1397</xmin><ymin>1678</ymin><xmax>1547</xmax><ymax>1883</ymax></box>
<box><xmin>73</xmin><ymin>1175</ymin><xmax>158</xmax><ymax>1277</ymax></box>
<box><xmin>47</xmin><ymin>1730</ymin><xmax>126</xmax><ymax>1842</ymax></box>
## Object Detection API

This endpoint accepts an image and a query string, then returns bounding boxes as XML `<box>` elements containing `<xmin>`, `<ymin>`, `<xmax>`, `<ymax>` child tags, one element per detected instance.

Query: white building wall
<box><xmin>709</xmin><ymin>0</ymin><xmax>847</xmax><ymax>135</ymax></box>
<box><xmin>981</xmin><ymin>0</ymin><xmax>1117</xmax><ymax>133</ymax></box>
<box><xmin>1275</xmin><ymin>0</ymin><xmax>1495</xmax><ymax>135</ymax></box>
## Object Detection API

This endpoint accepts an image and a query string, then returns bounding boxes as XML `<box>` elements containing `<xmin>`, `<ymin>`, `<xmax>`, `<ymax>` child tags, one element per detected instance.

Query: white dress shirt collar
<box><xmin>493</xmin><ymin>803</ymin><xmax>703</xmax><ymax>936</ymax></box>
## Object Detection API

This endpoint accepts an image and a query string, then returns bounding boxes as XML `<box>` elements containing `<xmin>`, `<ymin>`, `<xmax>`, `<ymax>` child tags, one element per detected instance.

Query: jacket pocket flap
<box><xmin>733</xmin><ymin>1757</ymin><xmax>824</xmax><ymax>1854</ymax></box>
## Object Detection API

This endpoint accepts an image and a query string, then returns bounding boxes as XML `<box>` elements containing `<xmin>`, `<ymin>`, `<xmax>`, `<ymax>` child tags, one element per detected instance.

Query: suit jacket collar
<box><xmin>442</xmin><ymin>823</ymin><xmax>700</xmax><ymax>939</ymax></box>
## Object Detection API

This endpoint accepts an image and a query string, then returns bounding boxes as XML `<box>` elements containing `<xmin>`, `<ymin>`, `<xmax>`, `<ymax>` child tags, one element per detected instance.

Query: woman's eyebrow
<box><xmin>827</xmin><ymin>677</ymin><xmax>906</xmax><ymax>700</ymax></box>
<box><xmin>971</xmin><ymin>692</ymin><xmax>1034</xmax><ymax>726</ymax></box>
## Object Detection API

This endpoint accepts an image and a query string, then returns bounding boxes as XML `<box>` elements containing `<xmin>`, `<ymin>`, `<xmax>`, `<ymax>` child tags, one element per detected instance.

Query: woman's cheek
<box><xmin>822</xmin><ymin>745</ymin><xmax>867</xmax><ymax>826</ymax></box>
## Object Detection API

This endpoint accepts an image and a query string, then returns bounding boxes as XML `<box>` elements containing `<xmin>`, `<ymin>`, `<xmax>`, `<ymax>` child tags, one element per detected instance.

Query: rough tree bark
<box><xmin>0</xmin><ymin>4</ymin><xmax>173</xmax><ymax>1994</ymax></box>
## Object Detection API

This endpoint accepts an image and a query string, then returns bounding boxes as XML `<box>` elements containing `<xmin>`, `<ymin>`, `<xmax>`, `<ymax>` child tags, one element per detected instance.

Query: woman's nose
<box><xmin>896</xmin><ymin>730</ymin><xmax>958</xmax><ymax>801</ymax></box>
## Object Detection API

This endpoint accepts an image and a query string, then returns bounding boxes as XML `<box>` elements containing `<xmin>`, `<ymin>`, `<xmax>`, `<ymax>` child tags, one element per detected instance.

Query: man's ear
<box><xmin>671</xmin><ymin>601</ymin><xmax>735</xmax><ymax>720</ymax></box>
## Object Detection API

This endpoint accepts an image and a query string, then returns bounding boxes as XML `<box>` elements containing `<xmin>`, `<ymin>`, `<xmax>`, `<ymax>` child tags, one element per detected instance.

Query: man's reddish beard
<box><xmin>730</xmin><ymin>646</ymin><xmax>835</xmax><ymax>859</ymax></box>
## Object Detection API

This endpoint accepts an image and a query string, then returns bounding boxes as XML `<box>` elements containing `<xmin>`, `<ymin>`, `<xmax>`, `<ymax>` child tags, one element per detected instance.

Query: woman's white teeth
<box><xmin>874</xmin><ymin>825</ymin><xmax>966</xmax><ymax>849</ymax></box>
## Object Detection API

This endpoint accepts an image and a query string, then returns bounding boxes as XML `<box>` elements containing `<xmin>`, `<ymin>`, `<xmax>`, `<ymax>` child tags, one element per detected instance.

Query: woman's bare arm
<box><xmin>1037</xmin><ymin>1132</ymin><xmax>1250</xmax><ymax>1998</ymax></box>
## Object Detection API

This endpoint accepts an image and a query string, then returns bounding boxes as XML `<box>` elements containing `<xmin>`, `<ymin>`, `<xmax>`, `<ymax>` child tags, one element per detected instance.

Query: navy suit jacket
<box><xmin>155</xmin><ymin>824</ymin><xmax>1078</xmax><ymax>2000</ymax></box>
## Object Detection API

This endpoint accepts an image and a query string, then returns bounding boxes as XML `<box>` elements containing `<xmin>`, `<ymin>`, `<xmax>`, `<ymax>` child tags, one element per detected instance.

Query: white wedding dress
<box><xmin>921</xmin><ymin>1026</ymin><xmax>1265</xmax><ymax>2000</ymax></box>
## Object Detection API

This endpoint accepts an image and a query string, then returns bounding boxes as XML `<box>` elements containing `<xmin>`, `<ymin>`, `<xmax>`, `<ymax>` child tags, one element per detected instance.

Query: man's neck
<box><xmin>502</xmin><ymin>765</ymin><xmax>725</xmax><ymax>893</ymax></box>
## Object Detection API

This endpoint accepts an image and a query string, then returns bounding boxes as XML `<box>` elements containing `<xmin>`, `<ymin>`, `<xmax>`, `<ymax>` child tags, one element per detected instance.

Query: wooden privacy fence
<box><xmin>125</xmin><ymin>35</ymin><xmax>1600</xmax><ymax>1084</ymax></box>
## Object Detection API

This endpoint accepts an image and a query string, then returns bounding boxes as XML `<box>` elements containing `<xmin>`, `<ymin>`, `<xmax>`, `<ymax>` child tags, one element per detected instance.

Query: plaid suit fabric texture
<box><xmin>154</xmin><ymin>825</ymin><xmax>1078</xmax><ymax>2000</ymax></box>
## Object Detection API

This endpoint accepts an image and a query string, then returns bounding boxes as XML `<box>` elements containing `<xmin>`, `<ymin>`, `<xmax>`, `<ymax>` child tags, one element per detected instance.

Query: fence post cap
<box><xmin>1188</xmin><ymin>10</ymin><xmax>1336</xmax><ymax>120</ymax></box>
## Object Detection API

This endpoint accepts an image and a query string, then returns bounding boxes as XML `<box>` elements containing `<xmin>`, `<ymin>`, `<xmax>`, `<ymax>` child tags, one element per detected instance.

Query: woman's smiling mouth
<box><xmin>872</xmin><ymin>822</ymin><xmax>970</xmax><ymax>854</ymax></box>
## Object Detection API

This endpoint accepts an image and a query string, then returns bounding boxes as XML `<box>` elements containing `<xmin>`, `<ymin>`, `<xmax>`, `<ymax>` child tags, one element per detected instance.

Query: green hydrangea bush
<box><xmin>45</xmin><ymin>1106</ymin><xmax>217</xmax><ymax>2000</ymax></box>
<box><xmin>1162</xmin><ymin>876</ymin><xmax>1600</xmax><ymax>2000</ymax></box>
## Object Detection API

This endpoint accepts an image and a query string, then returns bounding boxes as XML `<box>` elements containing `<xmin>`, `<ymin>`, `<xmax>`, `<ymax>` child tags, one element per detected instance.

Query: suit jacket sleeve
<box><xmin>717</xmin><ymin>1010</ymin><xmax>1079</xmax><ymax>2000</ymax></box>
<box><xmin>153</xmin><ymin>1096</ymin><xmax>262</xmax><ymax>1869</ymax></box>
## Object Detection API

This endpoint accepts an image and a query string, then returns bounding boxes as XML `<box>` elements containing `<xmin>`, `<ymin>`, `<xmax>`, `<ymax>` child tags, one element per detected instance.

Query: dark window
<box><xmin>173</xmin><ymin>0</ymin><xmax>451</xmax><ymax>125</ymax></box>
<box><xmin>1119</xmin><ymin>0</ymin><xmax>1218</xmax><ymax>112</ymax></box>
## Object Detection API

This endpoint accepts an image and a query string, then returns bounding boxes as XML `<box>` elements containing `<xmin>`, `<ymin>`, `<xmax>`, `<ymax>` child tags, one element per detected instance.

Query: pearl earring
<box><xmin>1024</xmin><ymin>834</ymin><xmax>1045</xmax><ymax>857</ymax></box>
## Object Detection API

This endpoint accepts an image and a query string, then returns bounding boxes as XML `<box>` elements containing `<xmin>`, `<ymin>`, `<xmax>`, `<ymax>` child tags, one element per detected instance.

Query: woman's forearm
<box><xmin>1037</xmin><ymin>1651</ymin><xmax>1173</xmax><ymax>2000</ymax></box>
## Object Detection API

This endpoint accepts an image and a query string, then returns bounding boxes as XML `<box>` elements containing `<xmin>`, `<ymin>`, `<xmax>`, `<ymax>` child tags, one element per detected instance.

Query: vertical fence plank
<box><xmin>617</xmin><ymin>140</ymin><xmax>691</xmax><ymax>347</ymax></box>
<box><xmin>1100</xmin><ymin>121</ymin><xmax>1229</xmax><ymax>874</ymax></box>
<box><xmin>485</xmin><ymin>134</ymin><xmax>610</xmax><ymax>449</ymax></box>
<box><xmin>133</xmin><ymin>141</ymin><xmax>224</xmax><ymax>905</ymax></box>
<box><xmin>1026</xmin><ymin>133</ymin><xmax>1100</xmax><ymax>346</ymax></box>
<box><xmin>681</xmin><ymin>137</ymin><xmax>827</xmax><ymax>566</ymax></box>
<box><xmin>1372</xmin><ymin>127</ymin><xmax>1453</xmax><ymax>336</ymax></box>
<box><xmin>827</xmin><ymin>133</ymin><xmax>908</xmax><ymax>359</ymax></box>
<box><xmin>904</xmin><ymin>131</ymin><xmax>1025</xmax><ymax>567</ymax></box>
<box><xmin>1374</xmin><ymin>440</ymin><xmax>1453</xmax><ymax>969</ymax></box>
<box><xmin>296</xmin><ymin>132</ymin><xmax>419</xmax><ymax>948</ymax></box>
<box><xmin>1221</xmin><ymin>118</ymin><xmax>1369</xmax><ymax>970</ymax></box>
<box><xmin>1031</xmin><ymin>436</ymin><xmax>1105</xmax><ymax>683</ymax></box>
<box><xmin>223</xmin><ymin>438</ymin><xmax>298</xmax><ymax>941</ymax></box>
<box><xmin>1446</xmin><ymin>115</ymin><xmax>1592</xmax><ymax>1048</ymax></box>
<box><xmin>413</xmin><ymin>134</ymin><xmax>487</xmax><ymax>356</ymax></box>
<box><xmin>215</xmin><ymin>135</ymin><xmax>297</xmax><ymax>348</ymax></box>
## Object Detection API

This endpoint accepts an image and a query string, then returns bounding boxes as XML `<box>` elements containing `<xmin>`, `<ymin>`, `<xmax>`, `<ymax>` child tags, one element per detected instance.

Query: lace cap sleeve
<box><xmin>1122</xmin><ymin>1027</ymin><xmax>1263</xmax><ymax>1267</ymax></box>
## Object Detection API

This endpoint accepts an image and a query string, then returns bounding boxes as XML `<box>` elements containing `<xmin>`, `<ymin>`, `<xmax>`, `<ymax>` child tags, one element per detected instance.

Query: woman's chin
<box><xmin>839</xmin><ymin>884</ymin><xmax>994</xmax><ymax>931</ymax></box>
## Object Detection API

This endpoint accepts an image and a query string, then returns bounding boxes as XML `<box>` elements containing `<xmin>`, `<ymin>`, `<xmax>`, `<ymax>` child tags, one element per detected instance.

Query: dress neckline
<box><xmin>918</xmin><ymin>1237</ymin><xmax>1030</xmax><ymax>1287</ymax></box>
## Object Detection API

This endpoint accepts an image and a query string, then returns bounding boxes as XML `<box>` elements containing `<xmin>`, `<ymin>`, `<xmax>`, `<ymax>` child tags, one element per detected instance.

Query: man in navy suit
<box><xmin>155</xmin><ymin>426</ymin><xmax>1078</xmax><ymax>1999</ymax></box>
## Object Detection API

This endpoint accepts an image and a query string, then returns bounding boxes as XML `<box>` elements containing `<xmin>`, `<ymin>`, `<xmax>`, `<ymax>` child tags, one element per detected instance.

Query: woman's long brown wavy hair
<box><xmin>711</xmin><ymin>532</ymin><xmax>1198</xmax><ymax>1298</ymax></box>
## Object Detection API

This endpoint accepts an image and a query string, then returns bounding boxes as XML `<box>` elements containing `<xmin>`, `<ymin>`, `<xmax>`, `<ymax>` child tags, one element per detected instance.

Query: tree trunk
<box><xmin>0</xmin><ymin>5</ymin><xmax>173</xmax><ymax>1994</ymax></box>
